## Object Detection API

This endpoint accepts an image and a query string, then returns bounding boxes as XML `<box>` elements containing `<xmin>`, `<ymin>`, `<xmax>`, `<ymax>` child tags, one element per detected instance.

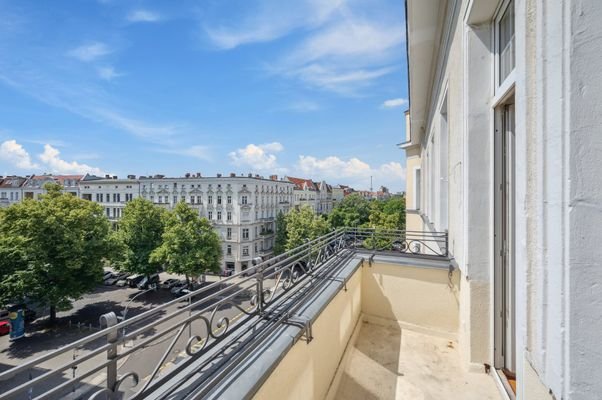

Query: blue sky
<box><xmin>0</xmin><ymin>0</ymin><xmax>408</xmax><ymax>191</ymax></box>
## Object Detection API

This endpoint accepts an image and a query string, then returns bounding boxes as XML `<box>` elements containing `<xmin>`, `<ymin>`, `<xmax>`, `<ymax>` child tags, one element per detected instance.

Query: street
<box><xmin>0</xmin><ymin>274</ymin><xmax>251</xmax><ymax>399</ymax></box>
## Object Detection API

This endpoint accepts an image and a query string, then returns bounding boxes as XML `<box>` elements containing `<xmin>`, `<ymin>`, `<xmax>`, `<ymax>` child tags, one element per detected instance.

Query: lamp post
<box><xmin>119</xmin><ymin>284</ymin><xmax>157</xmax><ymax>340</ymax></box>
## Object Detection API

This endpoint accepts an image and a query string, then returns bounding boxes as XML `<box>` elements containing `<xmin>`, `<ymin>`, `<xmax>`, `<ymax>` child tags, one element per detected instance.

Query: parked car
<box><xmin>161</xmin><ymin>279</ymin><xmax>182</xmax><ymax>290</ymax></box>
<box><xmin>137</xmin><ymin>274</ymin><xmax>160</xmax><ymax>290</ymax></box>
<box><xmin>170</xmin><ymin>282</ymin><xmax>189</xmax><ymax>297</ymax></box>
<box><xmin>0</xmin><ymin>321</ymin><xmax>9</xmax><ymax>335</ymax></box>
<box><xmin>104</xmin><ymin>273</ymin><xmax>129</xmax><ymax>286</ymax></box>
<box><xmin>127</xmin><ymin>274</ymin><xmax>145</xmax><ymax>288</ymax></box>
<box><xmin>102</xmin><ymin>270</ymin><xmax>113</xmax><ymax>279</ymax></box>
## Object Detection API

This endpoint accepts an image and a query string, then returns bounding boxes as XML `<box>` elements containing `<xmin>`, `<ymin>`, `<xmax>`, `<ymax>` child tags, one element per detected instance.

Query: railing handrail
<box><xmin>0</xmin><ymin>227</ymin><xmax>447</xmax><ymax>398</ymax></box>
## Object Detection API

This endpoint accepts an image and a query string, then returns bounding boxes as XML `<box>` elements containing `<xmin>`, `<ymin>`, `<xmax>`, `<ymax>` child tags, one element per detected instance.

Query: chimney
<box><xmin>105</xmin><ymin>174</ymin><xmax>110</xmax><ymax>179</ymax></box>
<box><xmin>217</xmin><ymin>173</ymin><xmax>222</xmax><ymax>178</ymax></box>
<box><xmin>196</xmin><ymin>172</ymin><xmax>202</xmax><ymax>178</ymax></box>
<box><xmin>230</xmin><ymin>173</ymin><xmax>236</xmax><ymax>177</ymax></box>
<box><xmin>113</xmin><ymin>175</ymin><xmax>118</xmax><ymax>179</ymax></box>
<box><xmin>248</xmin><ymin>173</ymin><xmax>253</xmax><ymax>178</ymax></box>
<box><xmin>185</xmin><ymin>172</ymin><xmax>191</xmax><ymax>178</ymax></box>
<box><xmin>270</xmin><ymin>175</ymin><xmax>278</xmax><ymax>181</ymax></box>
<box><xmin>127</xmin><ymin>174</ymin><xmax>136</xmax><ymax>179</ymax></box>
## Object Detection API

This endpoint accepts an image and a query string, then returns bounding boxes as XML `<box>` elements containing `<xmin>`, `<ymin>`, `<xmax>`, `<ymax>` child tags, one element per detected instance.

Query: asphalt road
<box><xmin>0</xmin><ymin>276</ymin><xmax>252</xmax><ymax>399</ymax></box>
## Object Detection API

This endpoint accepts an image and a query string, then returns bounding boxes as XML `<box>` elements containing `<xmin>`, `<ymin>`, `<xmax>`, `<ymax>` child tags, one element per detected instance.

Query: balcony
<box><xmin>0</xmin><ymin>229</ymin><xmax>501</xmax><ymax>400</ymax></box>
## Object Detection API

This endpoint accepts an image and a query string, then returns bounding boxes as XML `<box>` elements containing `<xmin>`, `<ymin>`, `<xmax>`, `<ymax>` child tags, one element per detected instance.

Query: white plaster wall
<box><xmin>515</xmin><ymin>0</ymin><xmax>602</xmax><ymax>398</ymax></box>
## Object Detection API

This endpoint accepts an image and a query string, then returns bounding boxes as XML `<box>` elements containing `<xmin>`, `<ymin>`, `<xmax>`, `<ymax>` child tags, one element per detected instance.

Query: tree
<box><xmin>114</xmin><ymin>198</ymin><xmax>166</xmax><ymax>277</ymax></box>
<box><xmin>273</xmin><ymin>211</ymin><xmax>288</xmax><ymax>255</ymax></box>
<box><xmin>150</xmin><ymin>202</ymin><xmax>222</xmax><ymax>286</ymax></box>
<box><xmin>0</xmin><ymin>183</ymin><xmax>117</xmax><ymax>323</ymax></box>
<box><xmin>285</xmin><ymin>206</ymin><xmax>331</xmax><ymax>251</ymax></box>
<box><xmin>328</xmin><ymin>194</ymin><xmax>371</xmax><ymax>228</ymax></box>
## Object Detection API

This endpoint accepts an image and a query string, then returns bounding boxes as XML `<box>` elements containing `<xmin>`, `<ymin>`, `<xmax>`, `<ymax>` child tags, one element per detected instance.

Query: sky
<box><xmin>0</xmin><ymin>0</ymin><xmax>409</xmax><ymax>192</ymax></box>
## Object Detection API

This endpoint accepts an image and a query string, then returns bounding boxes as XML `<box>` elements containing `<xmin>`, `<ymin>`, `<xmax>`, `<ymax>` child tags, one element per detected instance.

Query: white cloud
<box><xmin>203</xmin><ymin>0</ymin><xmax>344</xmax><ymax>49</ymax></box>
<box><xmin>229</xmin><ymin>142</ymin><xmax>284</xmax><ymax>171</ymax></box>
<box><xmin>382</xmin><ymin>98</ymin><xmax>408</xmax><ymax>108</ymax></box>
<box><xmin>296</xmin><ymin>155</ymin><xmax>405</xmax><ymax>190</ymax></box>
<box><xmin>93</xmin><ymin>109</ymin><xmax>179</xmax><ymax>140</ymax></box>
<box><xmin>0</xmin><ymin>140</ymin><xmax>39</xmax><ymax>169</ymax></box>
<box><xmin>97</xmin><ymin>66</ymin><xmax>121</xmax><ymax>81</ymax></box>
<box><xmin>68</xmin><ymin>42</ymin><xmax>111</xmax><ymax>62</ymax></box>
<box><xmin>127</xmin><ymin>10</ymin><xmax>161</xmax><ymax>23</ymax></box>
<box><xmin>39</xmin><ymin>144</ymin><xmax>106</xmax><ymax>175</ymax></box>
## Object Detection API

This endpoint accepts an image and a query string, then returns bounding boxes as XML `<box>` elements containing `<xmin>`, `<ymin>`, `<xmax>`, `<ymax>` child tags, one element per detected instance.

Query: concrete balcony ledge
<box><xmin>144</xmin><ymin>252</ymin><xmax>500</xmax><ymax>400</ymax></box>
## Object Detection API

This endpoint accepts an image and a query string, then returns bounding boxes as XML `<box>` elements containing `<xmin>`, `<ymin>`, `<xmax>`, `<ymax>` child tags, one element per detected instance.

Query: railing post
<box><xmin>444</xmin><ymin>230</ymin><xmax>449</xmax><ymax>257</ymax></box>
<box><xmin>256</xmin><ymin>266</ymin><xmax>264</xmax><ymax>315</ymax></box>
<box><xmin>99</xmin><ymin>312</ymin><xmax>119</xmax><ymax>399</ymax></box>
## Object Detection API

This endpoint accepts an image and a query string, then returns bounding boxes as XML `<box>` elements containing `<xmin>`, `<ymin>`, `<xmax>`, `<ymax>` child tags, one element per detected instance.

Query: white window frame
<box><xmin>493</xmin><ymin>0</ymin><xmax>515</xmax><ymax>96</ymax></box>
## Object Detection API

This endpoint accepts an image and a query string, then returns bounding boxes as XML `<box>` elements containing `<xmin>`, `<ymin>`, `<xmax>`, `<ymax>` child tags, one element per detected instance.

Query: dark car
<box><xmin>170</xmin><ymin>282</ymin><xmax>189</xmax><ymax>297</ymax></box>
<box><xmin>161</xmin><ymin>279</ymin><xmax>182</xmax><ymax>290</ymax></box>
<box><xmin>127</xmin><ymin>274</ymin><xmax>145</xmax><ymax>288</ymax></box>
<box><xmin>137</xmin><ymin>274</ymin><xmax>160</xmax><ymax>290</ymax></box>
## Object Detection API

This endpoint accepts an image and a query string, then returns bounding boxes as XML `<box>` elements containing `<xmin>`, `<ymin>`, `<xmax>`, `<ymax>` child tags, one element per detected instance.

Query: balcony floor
<box><xmin>333</xmin><ymin>321</ymin><xmax>502</xmax><ymax>400</ymax></box>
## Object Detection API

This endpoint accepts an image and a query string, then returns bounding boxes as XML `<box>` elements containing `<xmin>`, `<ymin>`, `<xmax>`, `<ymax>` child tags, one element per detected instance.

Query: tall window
<box><xmin>227</xmin><ymin>228</ymin><xmax>232</xmax><ymax>240</ymax></box>
<box><xmin>227</xmin><ymin>211</ymin><xmax>232</xmax><ymax>221</ymax></box>
<box><xmin>242</xmin><ymin>246</ymin><xmax>249</xmax><ymax>256</ymax></box>
<box><xmin>217</xmin><ymin>195</ymin><xmax>222</xmax><ymax>205</ymax></box>
<box><xmin>227</xmin><ymin>195</ymin><xmax>232</xmax><ymax>204</ymax></box>
<box><xmin>497</xmin><ymin>0</ymin><xmax>515</xmax><ymax>84</ymax></box>
<box><xmin>208</xmin><ymin>211</ymin><xmax>213</xmax><ymax>220</ymax></box>
<box><xmin>242</xmin><ymin>228</ymin><xmax>249</xmax><ymax>240</ymax></box>
<box><xmin>217</xmin><ymin>211</ymin><xmax>222</xmax><ymax>221</ymax></box>
<box><xmin>227</xmin><ymin>245</ymin><xmax>232</xmax><ymax>256</ymax></box>
<box><xmin>208</xmin><ymin>195</ymin><xmax>213</xmax><ymax>204</ymax></box>
<box><xmin>242</xmin><ymin>195</ymin><xmax>248</xmax><ymax>205</ymax></box>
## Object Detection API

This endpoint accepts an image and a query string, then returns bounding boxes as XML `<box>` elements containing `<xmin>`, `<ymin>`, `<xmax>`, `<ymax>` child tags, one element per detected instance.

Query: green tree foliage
<box><xmin>285</xmin><ymin>206</ymin><xmax>331</xmax><ymax>250</ymax></box>
<box><xmin>328</xmin><ymin>194</ymin><xmax>371</xmax><ymax>228</ymax></box>
<box><xmin>150</xmin><ymin>202</ymin><xmax>222</xmax><ymax>285</ymax></box>
<box><xmin>114</xmin><ymin>198</ymin><xmax>166</xmax><ymax>277</ymax></box>
<box><xmin>273</xmin><ymin>211</ymin><xmax>288</xmax><ymax>255</ymax></box>
<box><xmin>0</xmin><ymin>183</ymin><xmax>117</xmax><ymax>323</ymax></box>
<box><xmin>367</xmin><ymin>196</ymin><xmax>406</xmax><ymax>230</ymax></box>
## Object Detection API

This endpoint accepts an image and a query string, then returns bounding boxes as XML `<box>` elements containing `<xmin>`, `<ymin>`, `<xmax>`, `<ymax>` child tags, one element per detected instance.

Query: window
<box><xmin>242</xmin><ymin>246</ymin><xmax>249</xmax><ymax>256</ymax></box>
<box><xmin>242</xmin><ymin>228</ymin><xmax>249</xmax><ymax>240</ymax></box>
<box><xmin>227</xmin><ymin>211</ymin><xmax>232</xmax><ymax>221</ymax></box>
<box><xmin>227</xmin><ymin>228</ymin><xmax>232</xmax><ymax>240</ymax></box>
<box><xmin>208</xmin><ymin>195</ymin><xmax>213</xmax><ymax>204</ymax></box>
<box><xmin>227</xmin><ymin>195</ymin><xmax>232</xmax><ymax>204</ymax></box>
<box><xmin>241</xmin><ymin>195</ymin><xmax>248</xmax><ymax>205</ymax></box>
<box><xmin>497</xmin><ymin>0</ymin><xmax>515</xmax><ymax>84</ymax></box>
<box><xmin>173</xmin><ymin>195</ymin><xmax>177</xmax><ymax>204</ymax></box>
<box><xmin>158</xmin><ymin>196</ymin><xmax>163</xmax><ymax>203</ymax></box>
<box><xmin>208</xmin><ymin>211</ymin><xmax>213</xmax><ymax>220</ymax></box>
<box><xmin>217</xmin><ymin>211</ymin><xmax>222</xmax><ymax>221</ymax></box>
<box><xmin>227</xmin><ymin>245</ymin><xmax>232</xmax><ymax>256</ymax></box>
<box><xmin>217</xmin><ymin>195</ymin><xmax>222</xmax><ymax>205</ymax></box>
<box><xmin>254</xmin><ymin>243</ymin><xmax>258</xmax><ymax>253</ymax></box>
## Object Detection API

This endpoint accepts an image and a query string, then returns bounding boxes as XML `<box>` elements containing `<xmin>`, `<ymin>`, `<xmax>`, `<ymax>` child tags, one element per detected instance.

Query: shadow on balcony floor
<box><xmin>333</xmin><ymin>321</ymin><xmax>501</xmax><ymax>400</ymax></box>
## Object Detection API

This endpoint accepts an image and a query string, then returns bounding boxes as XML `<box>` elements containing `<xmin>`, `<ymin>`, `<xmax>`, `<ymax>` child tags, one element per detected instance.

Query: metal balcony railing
<box><xmin>0</xmin><ymin>228</ymin><xmax>447</xmax><ymax>400</ymax></box>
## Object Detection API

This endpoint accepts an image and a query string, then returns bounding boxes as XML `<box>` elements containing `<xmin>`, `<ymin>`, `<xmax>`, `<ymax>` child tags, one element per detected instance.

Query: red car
<box><xmin>0</xmin><ymin>320</ymin><xmax>10</xmax><ymax>335</ymax></box>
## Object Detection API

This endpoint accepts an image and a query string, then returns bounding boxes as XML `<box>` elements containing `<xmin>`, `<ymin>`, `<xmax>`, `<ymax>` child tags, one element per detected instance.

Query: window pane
<box><xmin>499</xmin><ymin>1</ymin><xmax>515</xmax><ymax>84</ymax></box>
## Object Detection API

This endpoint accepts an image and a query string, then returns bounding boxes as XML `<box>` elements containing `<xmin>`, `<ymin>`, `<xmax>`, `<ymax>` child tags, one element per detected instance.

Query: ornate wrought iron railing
<box><xmin>0</xmin><ymin>228</ymin><xmax>447</xmax><ymax>400</ymax></box>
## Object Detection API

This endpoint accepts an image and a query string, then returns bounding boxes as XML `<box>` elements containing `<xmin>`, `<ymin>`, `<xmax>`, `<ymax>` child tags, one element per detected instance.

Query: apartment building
<box><xmin>0</xmin><ymin>176</ymin><xmax>27</xmax><ymax>208</ymax></box>
<box><xmin>81</xmin><ymin>173</ymin><xmax>295</xmax><ymax>273</ymax></box>
<box><xmin>402</xmin><ymin>0</ymin><xmax>602</xmax><ymax>399</ymax></box>
<box><xmin>286</xmin><ymin>176</ymin><xmax>333</xmax><ymax>215</ymax></box>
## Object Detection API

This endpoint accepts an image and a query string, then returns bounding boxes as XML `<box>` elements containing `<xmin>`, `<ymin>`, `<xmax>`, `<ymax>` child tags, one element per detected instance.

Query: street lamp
<box><xmin>119</xmin><ymin>284</ymin><xmax>157</xmax><ymax>340</ymax></box>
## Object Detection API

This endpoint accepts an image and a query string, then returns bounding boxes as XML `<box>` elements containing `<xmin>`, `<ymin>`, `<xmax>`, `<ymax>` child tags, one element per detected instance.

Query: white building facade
<box><xmin>81</xmin><ymin>173</ymin><xmax>294</xmax><ymax>273</ymax></box>
<box><xmin>403</xmin><ymin>0</ymin><xmax>602</xmax><ymax>399</ymax></box>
